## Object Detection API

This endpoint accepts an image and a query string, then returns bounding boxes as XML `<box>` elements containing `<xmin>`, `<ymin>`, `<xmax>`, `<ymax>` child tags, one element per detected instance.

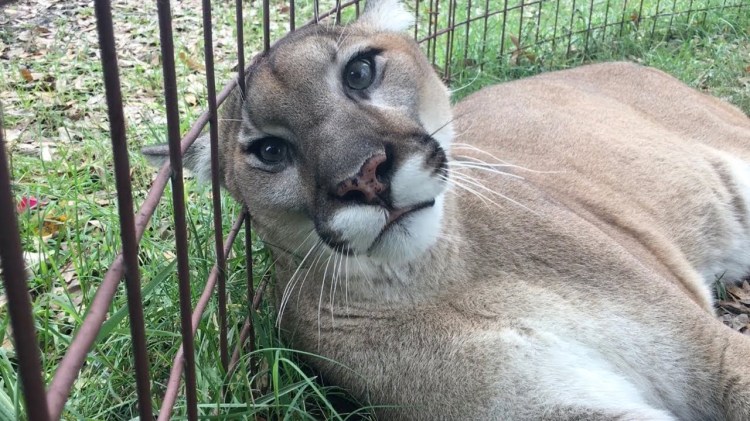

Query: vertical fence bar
<box><xmin>551</xmin><ymin>0</ymin><xmax>560</xmax><ymax>59</ymax></box>
<box><xmin>290</xmin><ymin>0</ymin><xmax>296</xmax><ymax>31</ymax></box>
<box><xmin>425</xmin><ymin>0</ymin><xmax>434</xmax><ymax>64</ymax></box>
<box><xmin>566</xmin><ymin>0</ymin><xmax>576</xmax><ymax>58</ymax></box>
<box><xmin>93</xmin><ymin>0</ymin><xmax>154</xmax><ymax>418</ymax></box>
<box><xmin>264</xmin><ymin>0</ymin><xmax>271</xmax><ymax>51</ymax></box>
<box><xmin>685</xmin><ymin>0</ymin><xmax>694</xmax><ymax>25</ymax></box>
<box><xmin>499</xmin><ymin>0</ymin><xmax>509</xmax><ymax>58</ymax></box>
<box><xmin>667</xmin><ymin>0</ymin><xmax>677</xmax><ymax>33</ymax></box>
<box><xmin>462</xmin><ymin>0</ymin><xmax>472</xmax><ymax>68</ymax></box>
<box><xmin>442</xmin><ymin>0</ymin><xmax>455</xmax><ymax>81</ymax></box>
<box><xmin>414</xmin><ymin>0</ymin><xmax>419</xmax><ymax>40</ymax></box>
<box><xmin>619</xmin><ymin>0</ymin><xmax>629</xmax><ymax>37</ymax></box>
<box><xmin>479</xmin><ymin>0</ymin><xmax>490</xmax><ymax>70</ymax></box>
<box><xmin>154</xmin><ymin>0</ymin><xmax>199</xmax><ymax>419</ymax></box>
<box><xmin>244</xmin><ymin>209</ymin><xmax>256</xmax><ymax>361</ymax></box>
<box><xmin>636</xmin><ymin>0</ymin><xmax>645</xmax><ymax>28</ymax></box>
<box><xmin>201</xmin><ymin>0</ymin><xmax>230</xmax><ymax>374</ymax></box>
<box><xmin>518</xmin><ymin>0</ymin><xmax>525</xmax><ymax>56</ymax></box>
<box><xmin>601</xmin><ymin>0</ymin><xmax>611</xmax><ymax>43</ymax></box>
<box><xmin>533</xmin><ymin>0</ymin><xmax>542</xmax><ymax>45</ymax></box>
<box><xmin>0</xmin><ymin>112</ymin><xmax>50</xmax><ymax>421</ymax></box>
<box><xmin>236</xmin><ymin>0</ymin><xmax>246</xmax><ymax>95</ymax></box>
<box><xmin>649</xmin><ymin>0</ymin><xmax>661</xmax><ymax>41</ymax></box>
<box><xmin>583</xmin><ymin>0</ymin><xmax>595</xmax><ymax>58</ymax></box>
<box><xmin>430</xmin><ymin>0</ymin><xmax>440</xmax><ymax>66</ymax></box>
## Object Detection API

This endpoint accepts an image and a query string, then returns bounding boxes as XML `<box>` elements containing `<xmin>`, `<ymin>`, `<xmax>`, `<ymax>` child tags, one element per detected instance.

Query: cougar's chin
<box><xmin>367</xmin><ymin>194</ymin><xmax>445</xmax><ymax>263</ymax></box>
<box><xmin>326</xmin><ymin>193</ymin><xmax>445</xmax><ymax>264</ymax></box>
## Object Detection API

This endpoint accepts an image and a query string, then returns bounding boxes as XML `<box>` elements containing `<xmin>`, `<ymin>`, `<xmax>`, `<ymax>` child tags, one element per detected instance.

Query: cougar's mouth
<box><xmin>368</xmin><ymin>199</ymin><xmax>436</xmax><ymax>248</ymax></box>
<box><xmin>385</xmin><ymin>200</ymin><xmax>436</xmax><ymax>227</ymax></box>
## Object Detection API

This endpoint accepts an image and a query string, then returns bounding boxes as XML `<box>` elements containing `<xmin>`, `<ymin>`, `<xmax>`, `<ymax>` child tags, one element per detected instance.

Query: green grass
<box><xmin>0</xmin><ymin>0</ymin><xmax>748</xmax><ymax>419</ymax></box>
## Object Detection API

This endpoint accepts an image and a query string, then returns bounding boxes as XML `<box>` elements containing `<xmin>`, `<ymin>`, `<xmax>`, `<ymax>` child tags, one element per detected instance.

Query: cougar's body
<box><xmin>144</xmin><ymin>1</ymin><xmax>750</xmax><ymax>418</ymax></box>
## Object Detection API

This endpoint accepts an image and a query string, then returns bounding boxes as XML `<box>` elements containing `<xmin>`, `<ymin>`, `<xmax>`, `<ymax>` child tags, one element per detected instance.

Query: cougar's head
<box><xmin>145</xmin><ymin>0</ymin><xmax>453</xmax><ymax>270</ymax></box>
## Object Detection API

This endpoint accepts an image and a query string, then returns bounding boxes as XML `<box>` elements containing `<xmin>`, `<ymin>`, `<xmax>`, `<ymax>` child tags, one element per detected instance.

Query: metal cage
<box><xmin>1</xmin><ymin>0</ymin><xmax>748</xmax><ymax>419</ymax></box>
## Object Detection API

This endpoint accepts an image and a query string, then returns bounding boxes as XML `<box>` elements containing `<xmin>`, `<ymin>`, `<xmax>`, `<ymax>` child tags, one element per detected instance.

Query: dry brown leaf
<box><xmin>36</xmin><ymin>214</ymin><xmax>68</xmax><ymax>240</ymax></box>
<box><xmin>179</xmin><ymin>50</ymin><xmax>205</xmax><ymax>73</ymax></box>
<box><xmin>20</xmin><ymin>67</ymin><xmax>34</xmax><ymax>82</ymax></box>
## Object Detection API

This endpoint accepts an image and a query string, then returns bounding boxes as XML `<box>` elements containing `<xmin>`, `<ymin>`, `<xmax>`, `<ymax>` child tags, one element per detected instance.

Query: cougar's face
<box><xmin>229</xmin><ymin>24</ymin><xmax>453</xmax><ymax>266</ymax></box>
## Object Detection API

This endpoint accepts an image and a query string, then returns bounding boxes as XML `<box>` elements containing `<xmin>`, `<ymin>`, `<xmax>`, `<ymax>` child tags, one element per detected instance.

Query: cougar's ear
<box><xmin>357</xmin><ymin>0</ymin><xmax>414</xmax><ymax>33</ymax></box>
<box><xmin>141</xmin><ymin>133</ymin><xmax>212</xmax><ymax>182</ymax></box>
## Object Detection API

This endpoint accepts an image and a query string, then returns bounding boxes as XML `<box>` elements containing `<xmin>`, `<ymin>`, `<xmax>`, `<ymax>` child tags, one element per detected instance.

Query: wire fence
<box><xmin>1</xmin><ymin>0</ymin><xmax>748</xmax><ymax>419</ymax></box>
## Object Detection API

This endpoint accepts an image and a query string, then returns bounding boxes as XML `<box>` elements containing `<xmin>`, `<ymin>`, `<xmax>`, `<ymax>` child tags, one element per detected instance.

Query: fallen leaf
<box><xmin>36</xmin><ymin>214</ymin><xmax>68</xmax><ymax>240</ymax></box>
<box><xmin>184</xmin><ymin>93</ymin><xmax>198</xmax><ymax>106</ymax></box>
<box><xmin>20</xmin><ymin>67</ymin><xmax>34</xmax><ymax>82</ymax></box>
<box><xmin>41</xmin><ymin>144</ymin><xmax>53</xmax><ymax>161</ymax></box>
<box><xmin>178</xmin><ymin>50</ymin><xmax>205</xmax><ymax>73</ymax></box>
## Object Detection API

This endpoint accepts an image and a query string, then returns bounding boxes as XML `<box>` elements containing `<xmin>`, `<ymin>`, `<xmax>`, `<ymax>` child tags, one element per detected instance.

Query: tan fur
<box><xmin>143</xmin><ymin>2</ymin><xmax>750</xmax><ymax>419</ymax></box>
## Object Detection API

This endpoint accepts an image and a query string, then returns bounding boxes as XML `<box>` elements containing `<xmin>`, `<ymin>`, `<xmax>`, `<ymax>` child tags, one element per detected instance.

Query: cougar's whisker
<box><xmin>317</xmin><ymin>246</ymin><xmax>337</xmax><ymax>348</ymax></box>
<box><xmin>278</xmin><ymin>236</ymin><xmax>323</xmax><ymax>327</ymax></box>
<box><xmin>449</xmin><ymin>172</ymin><xmax>539</xmax><ymax>215</ymax></box>
<box><xmin>449</xmin><ymin>162</ymin><xmax>526</xmax><ymax>180</ymax></box>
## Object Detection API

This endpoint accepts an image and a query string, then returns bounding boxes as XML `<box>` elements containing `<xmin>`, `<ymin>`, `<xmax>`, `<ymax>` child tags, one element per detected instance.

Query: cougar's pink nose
<box><xmin>335</xmin><ymin>153</ymin><xmax>389</xmax><ymax>205</ymax></box>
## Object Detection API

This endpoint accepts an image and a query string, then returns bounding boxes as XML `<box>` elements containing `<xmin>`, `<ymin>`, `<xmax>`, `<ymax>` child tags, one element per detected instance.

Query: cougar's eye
<box><xmin>344</xmin><ymin>57</ymin><xmax>374</xmax><ymax>90</ymax></box>
<box><xmin>253</xmin><ymin>137</ymin><xmax>287</xmax><ymax>165</ymax></box>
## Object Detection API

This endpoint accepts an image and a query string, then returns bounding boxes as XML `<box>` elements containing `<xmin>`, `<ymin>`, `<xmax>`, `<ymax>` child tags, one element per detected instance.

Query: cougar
<box><xmin>143</xmin><ymin>0</ymin><xmax>750</xmax><ymax>418</ymax></box>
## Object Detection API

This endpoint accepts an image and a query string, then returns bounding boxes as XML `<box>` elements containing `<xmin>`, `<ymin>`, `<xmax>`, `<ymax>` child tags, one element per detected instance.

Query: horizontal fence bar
<box><xmin>157</xmin><ymin>213</ymin><xmax>246</xmax><ymax>421</ymax></box>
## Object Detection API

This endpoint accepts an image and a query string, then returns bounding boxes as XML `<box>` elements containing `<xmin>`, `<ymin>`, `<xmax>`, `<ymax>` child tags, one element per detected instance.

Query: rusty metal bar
<box><xmin>650</xmin><ymin>0</ymin><xmax>662</xmax><ymax>40</ymax></box>
<box><xmin>667</xmin><ymin>0</ymin><xmax>677</xmax><ymax>32</ymax></box>
<box><xmin>533</xmin><ymin>0</ymin><xmax>542</xmax><ymax>46</ymax></box>
<box><xmin>236</xmin><ymin>0</ymin><xmax>246</xmax><ymax>96</ymax></box>
<box><xmin>601</xmin><ymin>0</ymin><xmax>612</xmax><ymax>42</ymax></box>
<box><xmin>93</xmin><ymin>0</ymin><xmax>154</xmax><ymax>419</ymax></box>
<box><xmin>263</xmin><ymin>0</ymin><xmax>271</xmax><ymax>51</ymax></box>
<box><xmin>45</xmin><ymin>38</ymin><xmax>243</xmax><ymax>421</ymax></box>
<box><xmin>479</xmin><ymin>0</ymin><xmax>490</xmax><ymax>70</ymax></box>
<box><xmin>290</xmin><ymin>0</ymin><xmax>296</xmax><ymax>31</ymax></box>
<box><xmin>462</xmin><ymin>0</ymin><xmax>471</xmax><ymax>68</ymax></box>
<box><xmin>414</xmin><ymin>0</ymin><xmax>419</xmax><ymax>40</ymax></box>
<box><xmin>499</xmin><ymin>0</ymin><xmax>509</xmax><ymax>58</ymax></box>
<box><xmin>303</xmin><ymin>0</ymin><xmax>360</xmax><ymax>27</ymax></box>
<box><xmin>157</xmin><ymin>214</ymin><xmax>246</xmax><ymax>421</ymax></box>
<box><xmin>566</xmin><ymin>0</ymin><xmax>576</xmax><ymax>57</ymax></box>
<box><xmin>425</xmin><ymin>0</ymin><xmax>434</xmax><ymax>62</ymax></box>
<box><xmin>584</xmin><ymin>0</ymin><xmax>595</xmax><ymax>57</ymax></box>
<box><xmin>0</xmin><ymin>102</ymin><xmax>50</xmax><ymax>421</ymax></box>
<box><xmin>154</xmin><ymin>0</ymin><xmax>199</xmax><ymax>419</ymax></box>
<box><xmin>201</xmin><ymin>0</ymin><xmax>230</xmax><ymax>374</ymax></box>
<box><xmin>442</xmin><ymin>0</ymin><xmax>456</xmax><ymax>81</ymax></box>
<box><xmin>551</xmin><ymin>0</ymin><xmax>561</xmax><ymax>55</ymax></box>
<box><xmin>430</xmin><ymin>0</ymin><xmax>439</xmax><ymax>66</ymax></box>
